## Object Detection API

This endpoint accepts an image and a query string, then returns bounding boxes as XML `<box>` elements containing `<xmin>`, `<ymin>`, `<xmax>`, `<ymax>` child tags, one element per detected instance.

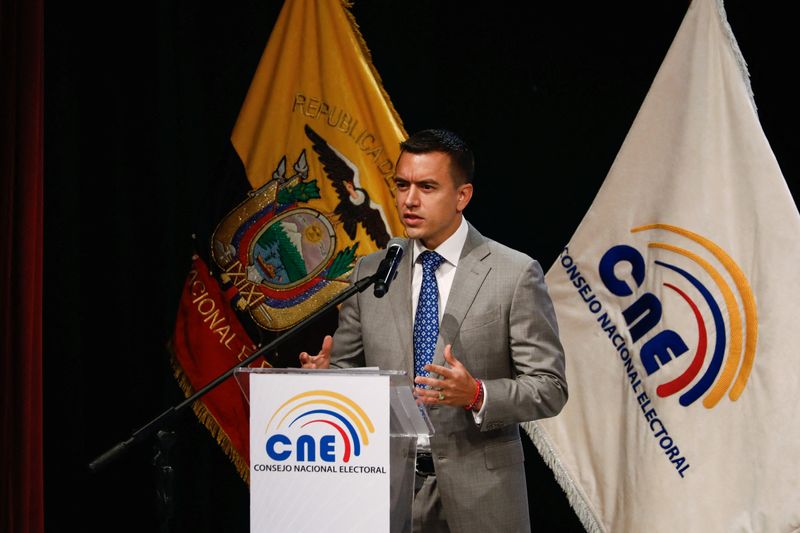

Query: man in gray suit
<box><xmin>301</xmin><ymin>129</ymin><xmax>567</xmax><ymax>533</ymax></box>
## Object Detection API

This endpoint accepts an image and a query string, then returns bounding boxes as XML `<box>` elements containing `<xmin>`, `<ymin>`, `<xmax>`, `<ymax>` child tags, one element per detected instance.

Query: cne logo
<box><xmin>598</xmin><ymin>223</ymin><xmax>758</xmax><ymax>409</ymax></box>
<box><xmin>264</xmin><ymin>390</ymin><xmax>375</xmax><ymax>463</ymax></box>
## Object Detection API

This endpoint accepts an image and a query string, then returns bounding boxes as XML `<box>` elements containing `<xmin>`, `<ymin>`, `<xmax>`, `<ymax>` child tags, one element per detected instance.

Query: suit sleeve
<box><xmin>480</xmin><ymin>259</ymin><xmax>568</xmax><ymax>430</ymax></box>
<box><xmin>330</xmin><ymin>257</ymin><xmax>367</xmax><ymax>368</ymax></box>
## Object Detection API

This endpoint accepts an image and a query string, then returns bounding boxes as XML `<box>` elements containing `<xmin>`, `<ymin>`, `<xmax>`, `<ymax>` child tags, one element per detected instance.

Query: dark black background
<box><xmin>44</xmin><ymin>1</ymin><xmax>796</xmax><ymax>531</ymax></box>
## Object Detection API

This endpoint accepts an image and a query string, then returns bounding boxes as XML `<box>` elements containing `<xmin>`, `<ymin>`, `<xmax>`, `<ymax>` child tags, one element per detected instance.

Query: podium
<box><xmin>235</xmin><ymin>368</ymin><xmax>433</xmax><ymax>533</ymax></box>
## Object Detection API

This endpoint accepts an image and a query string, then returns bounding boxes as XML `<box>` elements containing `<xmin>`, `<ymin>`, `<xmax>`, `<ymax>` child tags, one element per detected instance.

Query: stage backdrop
<box><xmin>42</xmin><ymin>1</ymin><xmax>796</xmax><ymax>532</ymax></box>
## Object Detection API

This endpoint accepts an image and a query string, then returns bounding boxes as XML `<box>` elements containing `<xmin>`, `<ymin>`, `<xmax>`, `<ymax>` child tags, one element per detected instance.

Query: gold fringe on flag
<box><xmin>169</xmin><ymin>347</ymin><xmax>251</xmax><ymax>484</ymax></box>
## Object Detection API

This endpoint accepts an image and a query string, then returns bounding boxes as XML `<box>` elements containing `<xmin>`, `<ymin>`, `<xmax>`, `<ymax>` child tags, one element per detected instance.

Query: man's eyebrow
<box><xmin>393</xmin><ymin>176</ymin><xmax>438</xmax><ymax>186</ymax></box>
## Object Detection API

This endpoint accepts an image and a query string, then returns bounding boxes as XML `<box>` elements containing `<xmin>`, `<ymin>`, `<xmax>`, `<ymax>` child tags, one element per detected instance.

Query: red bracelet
<box><xmin>465</xmin><ymin>379</ymin><xmax>483</xmax><ymax>411</ymax></box>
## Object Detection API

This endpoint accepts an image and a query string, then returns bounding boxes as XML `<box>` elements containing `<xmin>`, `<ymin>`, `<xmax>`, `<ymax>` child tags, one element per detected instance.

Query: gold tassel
<box><xmin>169</xmin><ymin>351</ymin><xmax>250</xmax><ymax>484</ymax></box>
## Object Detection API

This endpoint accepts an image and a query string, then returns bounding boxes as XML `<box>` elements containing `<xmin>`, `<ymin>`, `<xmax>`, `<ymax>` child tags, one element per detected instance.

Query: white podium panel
<box><xmin>239</xmin><ymin>368</ymin><xmax>432</xmax><ymax>533</ymax></box>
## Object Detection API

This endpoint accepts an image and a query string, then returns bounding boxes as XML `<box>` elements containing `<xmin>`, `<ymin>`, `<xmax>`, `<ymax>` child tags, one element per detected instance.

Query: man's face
<box><xmin>394</xmin><ymin>151</ymin><xmax>473</xmax><ymax>250</ymax></box>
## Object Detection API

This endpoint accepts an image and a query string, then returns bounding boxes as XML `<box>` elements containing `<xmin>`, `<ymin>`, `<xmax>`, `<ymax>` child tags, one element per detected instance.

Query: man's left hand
<box><xmin>414</xmin><ymin>344</ymin><xmax>479</xmax><ymax>408</ymax></box>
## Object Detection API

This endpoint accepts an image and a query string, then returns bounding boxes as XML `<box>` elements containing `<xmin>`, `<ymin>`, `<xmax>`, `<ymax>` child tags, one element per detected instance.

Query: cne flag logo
<box><xmin>263</xmin><ymin>389</ymin><xmax>375</xmax><ymax>463</ymax></box>
<box><xmin>598</xmin><ymin>223</ymin><xmax>758</xmax><ymax>409</ymax></box>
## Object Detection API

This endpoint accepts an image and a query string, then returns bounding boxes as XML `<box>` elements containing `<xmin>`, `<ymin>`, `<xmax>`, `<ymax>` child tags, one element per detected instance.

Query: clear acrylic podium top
<box><xmin>234</xmin><ymin>367</ymin><xmax>433</xmax><ymax>439</ymax></box>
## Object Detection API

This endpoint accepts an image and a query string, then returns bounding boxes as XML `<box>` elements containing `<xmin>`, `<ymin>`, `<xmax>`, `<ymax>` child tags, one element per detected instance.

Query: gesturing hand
<box><xmin>414</xmin><ymin>344</ymin><xmax>480</xmax><ymax>409</ymax></box>
<box><xmin>299</xmin><ymin>335</ymin><xmax>333</xmax><ymax>369</ymax></box>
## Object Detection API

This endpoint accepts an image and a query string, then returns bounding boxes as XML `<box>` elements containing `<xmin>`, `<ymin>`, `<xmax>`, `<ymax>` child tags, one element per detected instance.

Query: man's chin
<box><xmin>403</xmin><ymin>227</ymin><xmax>424</xmax><ymax>241</ymax></box>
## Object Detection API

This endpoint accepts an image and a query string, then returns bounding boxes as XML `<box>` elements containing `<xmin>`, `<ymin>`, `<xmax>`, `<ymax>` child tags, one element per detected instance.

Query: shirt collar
<box><xmin>412</xmin><ymin>217</ymin><xmax>469</xmax><ymax>267</ymax></box>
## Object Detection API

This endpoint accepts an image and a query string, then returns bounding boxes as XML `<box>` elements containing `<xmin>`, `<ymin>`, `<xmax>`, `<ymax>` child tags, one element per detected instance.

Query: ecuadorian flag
<box><xmin>170</xmin><ymin>0</ymin><xmax>406</xmax><ymax>481</ymax></box>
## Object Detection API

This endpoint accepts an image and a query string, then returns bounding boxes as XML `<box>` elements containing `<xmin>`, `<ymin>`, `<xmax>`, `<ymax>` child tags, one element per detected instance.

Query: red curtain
<box><xmin>1</xmin><ymin>0</ymin><xmax>44</xmax><ymax>530</ymax></box>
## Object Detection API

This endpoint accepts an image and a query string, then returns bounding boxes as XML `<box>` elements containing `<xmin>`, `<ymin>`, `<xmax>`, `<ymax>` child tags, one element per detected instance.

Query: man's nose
<box><xmin>404</xmin><ymin>186</ymin><xmax>420</xmax><ymax>206</ymax></box>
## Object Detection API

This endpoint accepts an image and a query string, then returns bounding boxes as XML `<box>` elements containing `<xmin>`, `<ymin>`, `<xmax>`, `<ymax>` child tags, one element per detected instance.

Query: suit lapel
<box><xmin>388</xmin><ymin>240</ymin><xmax>414</xmax><ymax>376</ymax></box>
<box><xmin>435</xmin><ymin>225</ymin><xmax>491</xmax><ymax>366</ymax></box>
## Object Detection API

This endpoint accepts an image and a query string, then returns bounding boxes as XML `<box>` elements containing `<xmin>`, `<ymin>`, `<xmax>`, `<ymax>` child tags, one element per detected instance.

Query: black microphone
<box><xmin>373</xmin><ymin>237</ymin><xmax>406</xmax><ymax>298</ymax></box>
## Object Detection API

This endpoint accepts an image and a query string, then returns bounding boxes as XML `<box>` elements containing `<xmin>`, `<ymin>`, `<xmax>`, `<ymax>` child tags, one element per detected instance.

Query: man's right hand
<box><xmin>299</xmin><ymin>335</ymin><xmax>333</xmax><ymax>369</ymax></box>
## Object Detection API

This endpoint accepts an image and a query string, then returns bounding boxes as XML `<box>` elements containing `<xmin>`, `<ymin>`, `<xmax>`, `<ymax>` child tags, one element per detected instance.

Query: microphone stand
<box><xmin>88</xmin><ymin>273</ymin><xmax>377</xmax><ymax>473</ymax></box>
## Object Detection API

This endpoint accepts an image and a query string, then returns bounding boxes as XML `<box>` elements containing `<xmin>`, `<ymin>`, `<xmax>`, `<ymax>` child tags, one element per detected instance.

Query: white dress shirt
<box><xmin>411</xmin><ymin>218</ymin><xmax>487</xmax><ymax>453</ymax></box>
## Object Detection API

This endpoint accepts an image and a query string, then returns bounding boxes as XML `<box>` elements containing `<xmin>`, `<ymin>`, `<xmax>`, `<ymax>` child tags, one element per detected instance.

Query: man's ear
<box><xmin>456</xmin><ymin>183</ymin><xmax>473</xmax><ymax>212</ymax></box>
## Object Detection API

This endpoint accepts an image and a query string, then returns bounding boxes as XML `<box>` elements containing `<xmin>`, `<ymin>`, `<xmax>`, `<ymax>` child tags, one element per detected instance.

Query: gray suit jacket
<box><xmin>331</xmin><ymin>224</ymin><xmax>567</xmax><ymax>533</ymax></box>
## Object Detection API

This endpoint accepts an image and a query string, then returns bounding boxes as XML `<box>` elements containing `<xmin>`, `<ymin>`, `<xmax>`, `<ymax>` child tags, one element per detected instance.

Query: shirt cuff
<box><xmin>471</xmin><ymin>381</ymin><xmax>487</xmax><ymax>424</ymax></box>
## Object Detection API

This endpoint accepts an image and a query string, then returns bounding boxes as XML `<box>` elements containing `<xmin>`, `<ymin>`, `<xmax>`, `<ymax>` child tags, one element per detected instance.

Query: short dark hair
<box><xmin>399</xmin><ymin>129</ymin><xmax>475</xmax><ymax>185</ymax></box>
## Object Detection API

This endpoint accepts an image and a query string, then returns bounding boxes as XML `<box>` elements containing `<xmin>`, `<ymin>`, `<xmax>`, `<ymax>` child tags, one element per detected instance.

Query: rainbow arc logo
<box><xmin>265</xmin><ymin>389</ymin><xmax>375</xmax><ymax>462</ymax></box>
<box><xmin>632</xmin><ymin>224</ymin><xmax>758</xmax><ymax>408</ymax></box>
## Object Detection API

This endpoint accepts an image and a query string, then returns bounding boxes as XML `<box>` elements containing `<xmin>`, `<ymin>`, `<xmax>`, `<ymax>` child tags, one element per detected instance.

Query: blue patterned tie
<box><xmin>414</xmin><ymin>251</ymin><xmax>446</xmax><ymax>379</ymax></box>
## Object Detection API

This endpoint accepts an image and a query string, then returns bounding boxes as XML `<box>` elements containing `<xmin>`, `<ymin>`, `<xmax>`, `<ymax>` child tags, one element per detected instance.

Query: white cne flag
<box><xmin>526</xmin><ymin>0</ymin><xmax>800</xmax><ymax>531</ymax></box>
